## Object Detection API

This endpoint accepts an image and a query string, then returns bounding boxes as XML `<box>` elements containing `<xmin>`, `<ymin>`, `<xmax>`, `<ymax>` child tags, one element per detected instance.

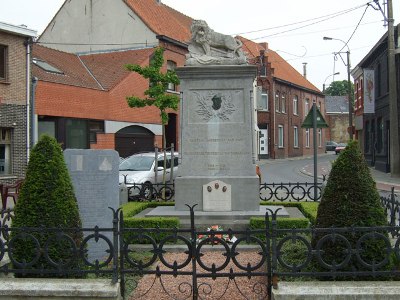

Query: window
<box><xmin>0</xmin><ymin>128</ymin><xmax>12</xmax><ymax>175</ymax></box>
<box><xmin>293</xmin><ymin>95</ymin><xmax>298</xmax><ymax>115</ymax></box>
<box><xmin>66</xmin><ymin>119</ymin><xmax>88</xmax><ymax>149</ymax></box>
<box><xmin>318</xmin><ymin>129</ymin><xmax>322</xmax><ymax>147</ymax></box>
<box><xmin>305</xmin><ymin>98</ymin><xmax>310</xmax><ymax>114</ymax></box>
<box><xmin>278</xmin><ymin>125</ymin><xmax>284</xmax><ymax>148</ymax></box>
<box><xmin>293</xmin><ymin>126</ymin><xmax>298</xmax><ymax>148</ymax></box>
<box><xmin>32</xmin><ymin>58</ymin><xmax>63</xmax><ymax>74</ymax></box>
<box><xmin>275</xmin><ymin>91</ymin><xmax>280</xmax><ymax>112</ymax></box>
<box><xmin>0</xmin><ymin>45</ymin><xmax>7</xmax><ymax>80</ymax></box>
<box><xmin>38</xmin><ymin>120</ymin><xmax>56</xmax><ymax>139</ymax></box>
<box><xmin>167</xmin><ymin>60</ymin><xmax>177</xmax><ymax>91</ymax></box>
<box><xmin>89</xmin><ymin>120</ymin><xmax>105</xmax><ymax>143</ymax></box>
<box><xmin>305</xmin><ymin>129</ymin><xmax>310</xmax><ymax>148</ymax></box>
<box><xmin>259</xmin><ymin>89</ymin><xmax>268</xmax><ymax>110</ymax></box>
<box><xmin>281</xmin><ymin>93</ymin><xmax>286</xmax><ymax>113</ymax></box>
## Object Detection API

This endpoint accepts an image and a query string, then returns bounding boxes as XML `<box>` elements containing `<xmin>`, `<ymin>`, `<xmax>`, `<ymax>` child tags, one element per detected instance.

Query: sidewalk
<box><xmin>258</xmin><ymin>153</ymin><xmax>400</xmax><ymax>193</ymax></box>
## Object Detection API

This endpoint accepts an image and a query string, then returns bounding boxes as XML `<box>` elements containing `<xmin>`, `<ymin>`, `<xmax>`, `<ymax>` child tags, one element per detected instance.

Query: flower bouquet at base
<box><xmin>196</xmin><ymin>225</ymin><xmax>237</xmax><ymax>245</ymax></box>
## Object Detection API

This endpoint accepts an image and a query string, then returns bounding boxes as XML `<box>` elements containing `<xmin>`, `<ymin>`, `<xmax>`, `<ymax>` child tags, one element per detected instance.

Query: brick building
<box><xmin>0</xmin><ymin>22</ymin><xmax>36</xmax><ymax>184</ymax></box>
<box><xmin>239</xmin><ymin>37</ymin><xmax>325</xmax><ymax>159</ymax></box>
<box><xmin>34</xmin><ymin>0</ymin><xmax>191</xmax><ymax>157</ymax></box>
<box><xmin>324</xmin><ymin>95</ymin><xmax>349</xmax><ymax>143</ymax></box>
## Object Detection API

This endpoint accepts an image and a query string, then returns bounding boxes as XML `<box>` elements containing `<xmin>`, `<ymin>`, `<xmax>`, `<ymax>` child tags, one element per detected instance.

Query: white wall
<box><xmin>39</xmin><ymin>0</ymin><xmax>158</xmax><ymax>53</ymax></box>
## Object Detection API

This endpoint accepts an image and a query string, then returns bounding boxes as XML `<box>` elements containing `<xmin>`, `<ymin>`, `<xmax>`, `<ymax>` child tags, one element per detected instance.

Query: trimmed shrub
<box><xmin>261</xmin><ymin>201</ymin><xmax>319</xmax><ymax>224</ymax></box>
<box><xmin>312</xmin><ymin>140</ymin><xmax>390</xmax><ymax>276</ymax></box>
<box><xmin>123</xmin><ymin>217</ymin><xmax>179</xmax><ymax>243</ymax></box>
<box><xmin>11</xmin><ymin>135</ymin><xmax>83</xmax><ymax>276</ymax></box>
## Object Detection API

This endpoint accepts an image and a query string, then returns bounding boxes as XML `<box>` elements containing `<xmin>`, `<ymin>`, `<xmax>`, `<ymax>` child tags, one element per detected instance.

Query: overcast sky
<box><xmin>0</xmin><ymin>0</ymin><xmax>398</xmax><ymax>91</ymax></box>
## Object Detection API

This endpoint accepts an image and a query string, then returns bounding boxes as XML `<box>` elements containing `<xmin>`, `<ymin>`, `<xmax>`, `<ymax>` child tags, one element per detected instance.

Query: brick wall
<box><xmin>0</xmin><ymin>104</ymin><xmax>27</xmax><ymax>184</ymax></box>
<box><xmin>90</xmin><ymin>133</ymin><xmax>115</xmax><ymax>150</ymax></box>
<box><xmin>0</xmin><ymin>31</ymin><xmax>29</xmax><ymax>184</ymax></box>
<box><xmin>0</xmin><ymin>32</ymin><xmax>27</xmax><ymax>105</ymax></box>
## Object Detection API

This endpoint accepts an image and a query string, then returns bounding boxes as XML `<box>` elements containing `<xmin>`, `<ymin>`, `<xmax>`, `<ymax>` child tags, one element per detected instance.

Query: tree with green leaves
<box><xmin>12</xmin><ymin>135</ymin><xmax>83</xmax><ymax>277</ymax></box>
<box><xmin>325</xmin><ymin>80</ymin><xmax>354</xmax><ymax>97</ymax></box>
<box><xmin>126</xmin><ymin>47</ymin><xmax>180</xmax><ymax>149</ymax></box>
<box><xmin>125</xmin><ymin>47</ymin><xmax>180</xmax><ymax>189</ymax></box>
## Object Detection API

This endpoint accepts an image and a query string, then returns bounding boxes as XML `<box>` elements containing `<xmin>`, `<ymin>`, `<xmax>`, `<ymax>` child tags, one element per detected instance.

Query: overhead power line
<box><xmin>233</xmin><ymin>2</ymin><xmax>370</xmax><ymax>38</ymax></box>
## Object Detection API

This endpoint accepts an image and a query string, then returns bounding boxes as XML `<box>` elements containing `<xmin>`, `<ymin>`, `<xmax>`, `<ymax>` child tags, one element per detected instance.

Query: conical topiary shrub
<box><xmin>11</xmin><ymin>135</ymin><xmax>83</xmax><ymax>276</ymax></box>
<box><xmin>312</xmin><ymin>140</ymin><xmax>389</xmax><ymax>275</ymax></box>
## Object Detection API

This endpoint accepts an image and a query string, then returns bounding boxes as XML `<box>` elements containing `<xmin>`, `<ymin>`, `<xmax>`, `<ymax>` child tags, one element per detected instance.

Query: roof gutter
<box><xmin>156</xmin><ymin>35</ymin><xmax>188</xmax><ymax>49</ymax></box>
<box><xmin>274</xmin><ymin>77</ymin><xmax>324</xmax><ymax>97</ymax></box>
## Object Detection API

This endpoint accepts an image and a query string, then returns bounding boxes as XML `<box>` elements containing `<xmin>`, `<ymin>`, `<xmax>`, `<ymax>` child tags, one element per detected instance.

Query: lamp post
<box><xmin>323</xmin><ymin>71</ymin><xmax>340</xmax><ymax>93</ymax></box>
<box><xmin>323</xmin><ymin>36</ymin><xmax>353</xmax><ymax>140</ymax></box>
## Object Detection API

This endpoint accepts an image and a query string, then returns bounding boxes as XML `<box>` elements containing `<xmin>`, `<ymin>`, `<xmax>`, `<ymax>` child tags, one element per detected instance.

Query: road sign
<box><xmin>301</xmin><ymin>107</ymin><xmax>329</xmax><ymax>128</ymax></box>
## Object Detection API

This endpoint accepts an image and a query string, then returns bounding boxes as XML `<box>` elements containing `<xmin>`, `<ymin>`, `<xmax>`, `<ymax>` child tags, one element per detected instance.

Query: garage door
<box><xmin>115</xmin><ymin>126</ymin><xmax>155</xmax><ymax>158</ymax></box>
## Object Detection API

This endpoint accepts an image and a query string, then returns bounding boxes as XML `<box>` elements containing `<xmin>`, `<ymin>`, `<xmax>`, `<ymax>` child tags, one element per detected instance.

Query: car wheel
<box><xmin>140</xmin><ymin>182</ymin><xmax>154</xmax><ymax>200</ymax></box>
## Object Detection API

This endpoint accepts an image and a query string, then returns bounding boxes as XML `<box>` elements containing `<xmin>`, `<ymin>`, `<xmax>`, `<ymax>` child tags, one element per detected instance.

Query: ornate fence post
<box><xmin>265</xmin><ymin>208</ymin><xmax>272</xmax><ymax>299</ymax></box>
<box><xmin>110</xmin><ymin>207</ymin><xmax>121</xmax><ymax>285</ymax></box>
<box><xmin>118</xmin><ymin>210</ymin><xmax>125</xmax><ymax>298</ymax></box>
<box><xmin>186</xmin><ymin>204</ymin><xmax>198</xmax><ymax>300</ymax></box>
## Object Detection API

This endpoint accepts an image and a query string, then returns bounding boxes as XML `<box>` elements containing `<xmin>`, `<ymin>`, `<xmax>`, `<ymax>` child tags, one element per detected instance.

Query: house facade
<box><xmin>351</xmin><ymin>29</ymin><xmax>399</xmax><ymax>172</ymax></box>
<box><xmin>0</xmin><ymin>22</ymin><xmax>36</xmax><ymax>184</ymax></box>
<box><xmin>239</xmin><ymin>38</ymin><xmax>325</xmax><ymax>159</ymax></box>
<box><xmin>35</xmin><ymin>0</ymin><xmax>325</xmax><ymax>160</ymax></box>
<box><xmin>35</xmin><ymin>0</ymin><xmax>191</xmax><ymax>157</ymax></box>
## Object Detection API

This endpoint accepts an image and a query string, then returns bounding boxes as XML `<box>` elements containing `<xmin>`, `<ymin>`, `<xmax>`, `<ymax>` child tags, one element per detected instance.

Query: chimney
<box><xmin>302</xmin><ymin>62</ymin><xmax>307</xmax><ymax>79</ymax></box>
<box><xmin>258</xmin><ymin>42</ymin><xmax>268</xmax><ymax>50</ymax></box>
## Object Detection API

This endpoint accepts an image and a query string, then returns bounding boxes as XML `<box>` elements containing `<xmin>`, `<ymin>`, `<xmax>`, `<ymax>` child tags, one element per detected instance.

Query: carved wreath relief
<box><xmin>194</xmin><ymin>91</ymin><xmax>237</xmax><ymax>122</ymax></box>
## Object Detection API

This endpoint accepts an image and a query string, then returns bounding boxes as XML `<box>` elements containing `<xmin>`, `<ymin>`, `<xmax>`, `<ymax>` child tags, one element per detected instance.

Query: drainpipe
<box><xmin>25</xmin><ymin>37</ymin><xmax>32</xmax><ymax>162</ymax></box>
<box><xmin>31</xmin><ymin>76</ymin><xmax>38</xmax><ymax>148</ymax></box>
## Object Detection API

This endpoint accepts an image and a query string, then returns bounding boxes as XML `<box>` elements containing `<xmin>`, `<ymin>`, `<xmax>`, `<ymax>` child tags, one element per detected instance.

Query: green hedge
<box><xmin>261</xmin><ymin>201</ymin><xmax>319</xmax><ymax>224</ymax></box>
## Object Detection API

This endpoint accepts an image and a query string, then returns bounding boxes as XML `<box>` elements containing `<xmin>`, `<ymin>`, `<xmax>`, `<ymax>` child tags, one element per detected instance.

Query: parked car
<box><xmin>335</xmin><ymin>143</ymin><xmax>347</xmax><ymax>155</ymax></box>
<box><xmin>119</xmin><ymin>152</ymin><xmax>178</xmax><ymax>200</ymax></box>
<box><xmin>325</xmin><ymin>141</ymin><xmax>338</xmax><ymax>152</ymax></box>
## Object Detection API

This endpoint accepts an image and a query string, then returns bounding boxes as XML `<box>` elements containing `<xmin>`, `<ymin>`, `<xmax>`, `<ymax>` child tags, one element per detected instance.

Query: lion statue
<box><xmin>186</xmin><ymin>20</ymin><xmax>247</xmax><ymax>65</ymax></box>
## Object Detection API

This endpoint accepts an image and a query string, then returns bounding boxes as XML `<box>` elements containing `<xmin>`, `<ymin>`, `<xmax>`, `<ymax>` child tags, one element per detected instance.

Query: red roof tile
<box><xmin>238</xmin><ymin>36</ymin><xmax>321</xmax><ymax>93</ymax></box>
<box><xmin>80</xmin><ymin>48</ymin><xmax>154</xmax><ymax>90</ymax></box>
<box><xmin>33</xmin><ymin>44</ymin><xmax>155</xmax><ymax>91</ymax></box>
<box><xmin>124</xmin><ymin>0</ymin><xmax>192</xmax><ymax>43</ymax></box>
<box><xmin>32</xmin><ymin>44</ymin><xmax>101</xmax><ymax>90</ymax></box>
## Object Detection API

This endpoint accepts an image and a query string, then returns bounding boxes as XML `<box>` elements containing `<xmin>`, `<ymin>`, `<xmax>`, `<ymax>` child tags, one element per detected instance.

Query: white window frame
<box><xmin>305</xmin><ymin>99</ymin><xmax>310</xmax><ymax>115</ymax></box>
<box><xmin>281</xmin><ymin>93</ymin><xmax>286</xmax><ymax>113</ymax></box>
<box><xmin>167</xmin><ymin>60</ymin><xmax>177</xmax><ymax>92</ymax></box>
<box><xmin>293</xmin><ymin>126</ymin><xmax>298</xmax><ymax>148</ymax></box>
<box><xmin>278</xmin><ymin>125</ymin><xmax>284</xmax><ymax>148</ymax></box>
<box><xmin>275</xmin><ymin>91</ymin><xmax>280</xmax><ymax>112</ymax></box>
<box><xmin>0</xmin><ymin>128</ymin><xmax>12</xmax><ymax>175</ymax></box>
<box><xmin>293</xmin><ymin>95</ymin><xmax>298</xmax><ymax>115</ymax></box>
<box><xmin>318</xmin><ymin>129</ymin><xmax>322</xmax><ymax>147</ymax></box>
<box><xmin>260</xmin><ymin>90</ymin><xmax>268</xmax><ymax>111</ymax></box>
<box><xmin>305</xmin><ymin>128</ymin><xmax>310</xmax><ymax>148</ymax></box>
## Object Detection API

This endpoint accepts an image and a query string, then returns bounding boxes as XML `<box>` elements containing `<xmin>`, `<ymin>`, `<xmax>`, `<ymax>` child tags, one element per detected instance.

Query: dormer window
<box><xmin>33</xmin><ymin>58</ymin><xmax>63</xmax><ymax>74</ymax></box>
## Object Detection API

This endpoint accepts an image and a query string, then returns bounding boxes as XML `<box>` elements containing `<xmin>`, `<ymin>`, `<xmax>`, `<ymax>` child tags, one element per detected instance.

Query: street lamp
<box><xmin>323</xmin><ymin>36</ymin><xmax>353</xmax><ymax>140</ymax></box>
<box><xmin>323</xmin><ymin>71</ymin><xmax>340</xmax><ymax>93</ymax></box>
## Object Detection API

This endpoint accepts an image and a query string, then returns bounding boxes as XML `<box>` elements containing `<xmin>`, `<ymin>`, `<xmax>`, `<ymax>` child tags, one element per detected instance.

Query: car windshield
<box><xmin>119</xmin><ymin>155</ymin><xmax>154</xmax><ymax>171</ymax></box>
<box><xmin>338</xmin><ymin>143</ymin><xmax>347</xmax><ymax>147</ymax></box>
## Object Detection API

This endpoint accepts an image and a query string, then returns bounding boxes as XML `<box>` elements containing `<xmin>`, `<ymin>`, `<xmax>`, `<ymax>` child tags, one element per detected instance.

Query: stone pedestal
<box><xmin>175</xmin><ymin>65</ymin><xmax>259</xmax><ymax>212</ymax></box>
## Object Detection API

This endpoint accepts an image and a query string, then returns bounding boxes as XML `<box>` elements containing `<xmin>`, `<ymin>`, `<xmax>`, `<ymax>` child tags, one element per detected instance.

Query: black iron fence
<box><xmin>2</xmin><ymin>202</ymin><xmax>400</xmax><ymax>300</ymax></box>
<box><xmin>122</xmin><ymin>181</ymin><xmax>325</xmax><ymax>202</ymax></box>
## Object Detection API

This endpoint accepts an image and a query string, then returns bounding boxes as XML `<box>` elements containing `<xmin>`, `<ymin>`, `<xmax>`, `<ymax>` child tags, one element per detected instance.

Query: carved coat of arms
<box><xmin>194</xmin><ymin>91</ymin><xmax>236</xmax><ymax>122</ymax></box>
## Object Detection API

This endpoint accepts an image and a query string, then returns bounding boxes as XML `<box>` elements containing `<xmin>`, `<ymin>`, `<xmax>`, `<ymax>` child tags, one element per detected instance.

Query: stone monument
<box><xmin>64</xmin><ymin>149</ymin><xmax>119</xmax><ymax>261</ymax></box>
<box><xmin>174</xmin><ymin>20</ymin><xmax>259</xmax><ymax>212</ymax></box>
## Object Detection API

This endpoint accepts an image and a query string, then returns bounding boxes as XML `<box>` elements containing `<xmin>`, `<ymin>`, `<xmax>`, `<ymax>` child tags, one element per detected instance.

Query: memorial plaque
<box><xmin>203</xmin><ymin>180</ymin><xmax>231</xmax><ymax>211</ymax></box>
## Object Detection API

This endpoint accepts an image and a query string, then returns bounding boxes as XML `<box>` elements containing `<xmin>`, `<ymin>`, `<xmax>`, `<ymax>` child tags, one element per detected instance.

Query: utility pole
<box><xmin>387</xmin><ymin>0</ymin><xmax>400</xmax><ymax>177</ymax></box>
<box><xmin>346</xmin><ymin>50</ymin><xmax>353</xmax><ymax>140</ymax></box>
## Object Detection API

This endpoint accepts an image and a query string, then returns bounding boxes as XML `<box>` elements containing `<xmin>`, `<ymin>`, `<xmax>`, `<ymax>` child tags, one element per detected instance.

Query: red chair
<box><xmin>2</xmin><ymin>179</ymin><xmax>24</xmax><ymax>209</ymax></box>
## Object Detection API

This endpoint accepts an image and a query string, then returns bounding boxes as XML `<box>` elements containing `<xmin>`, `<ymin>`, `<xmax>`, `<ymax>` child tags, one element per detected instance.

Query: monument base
<box><xmin>174</xmin><ymin>176</ymin><xmax>260</xmax><ymax>211</ymax></box>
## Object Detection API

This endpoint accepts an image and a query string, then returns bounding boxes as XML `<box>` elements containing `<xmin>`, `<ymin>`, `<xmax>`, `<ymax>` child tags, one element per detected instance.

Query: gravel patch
<box><xmin>129</xmin><ymin>251</ymin><xmax>269</xmax><ymax>300</ymax></box>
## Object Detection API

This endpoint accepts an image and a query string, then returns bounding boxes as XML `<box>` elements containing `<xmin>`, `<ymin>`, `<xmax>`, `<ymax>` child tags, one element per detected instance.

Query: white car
<box><xmin>119</xmin><ymin>152</ymin><xmax>178</xmax><ymax>200</ymax></box>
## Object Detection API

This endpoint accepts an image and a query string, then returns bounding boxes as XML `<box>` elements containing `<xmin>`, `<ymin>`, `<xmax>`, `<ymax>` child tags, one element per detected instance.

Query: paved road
<box><xmin>257</xmin><ymin>152</ymin><xmax>400</xmax><ymax>193</ymax></box>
